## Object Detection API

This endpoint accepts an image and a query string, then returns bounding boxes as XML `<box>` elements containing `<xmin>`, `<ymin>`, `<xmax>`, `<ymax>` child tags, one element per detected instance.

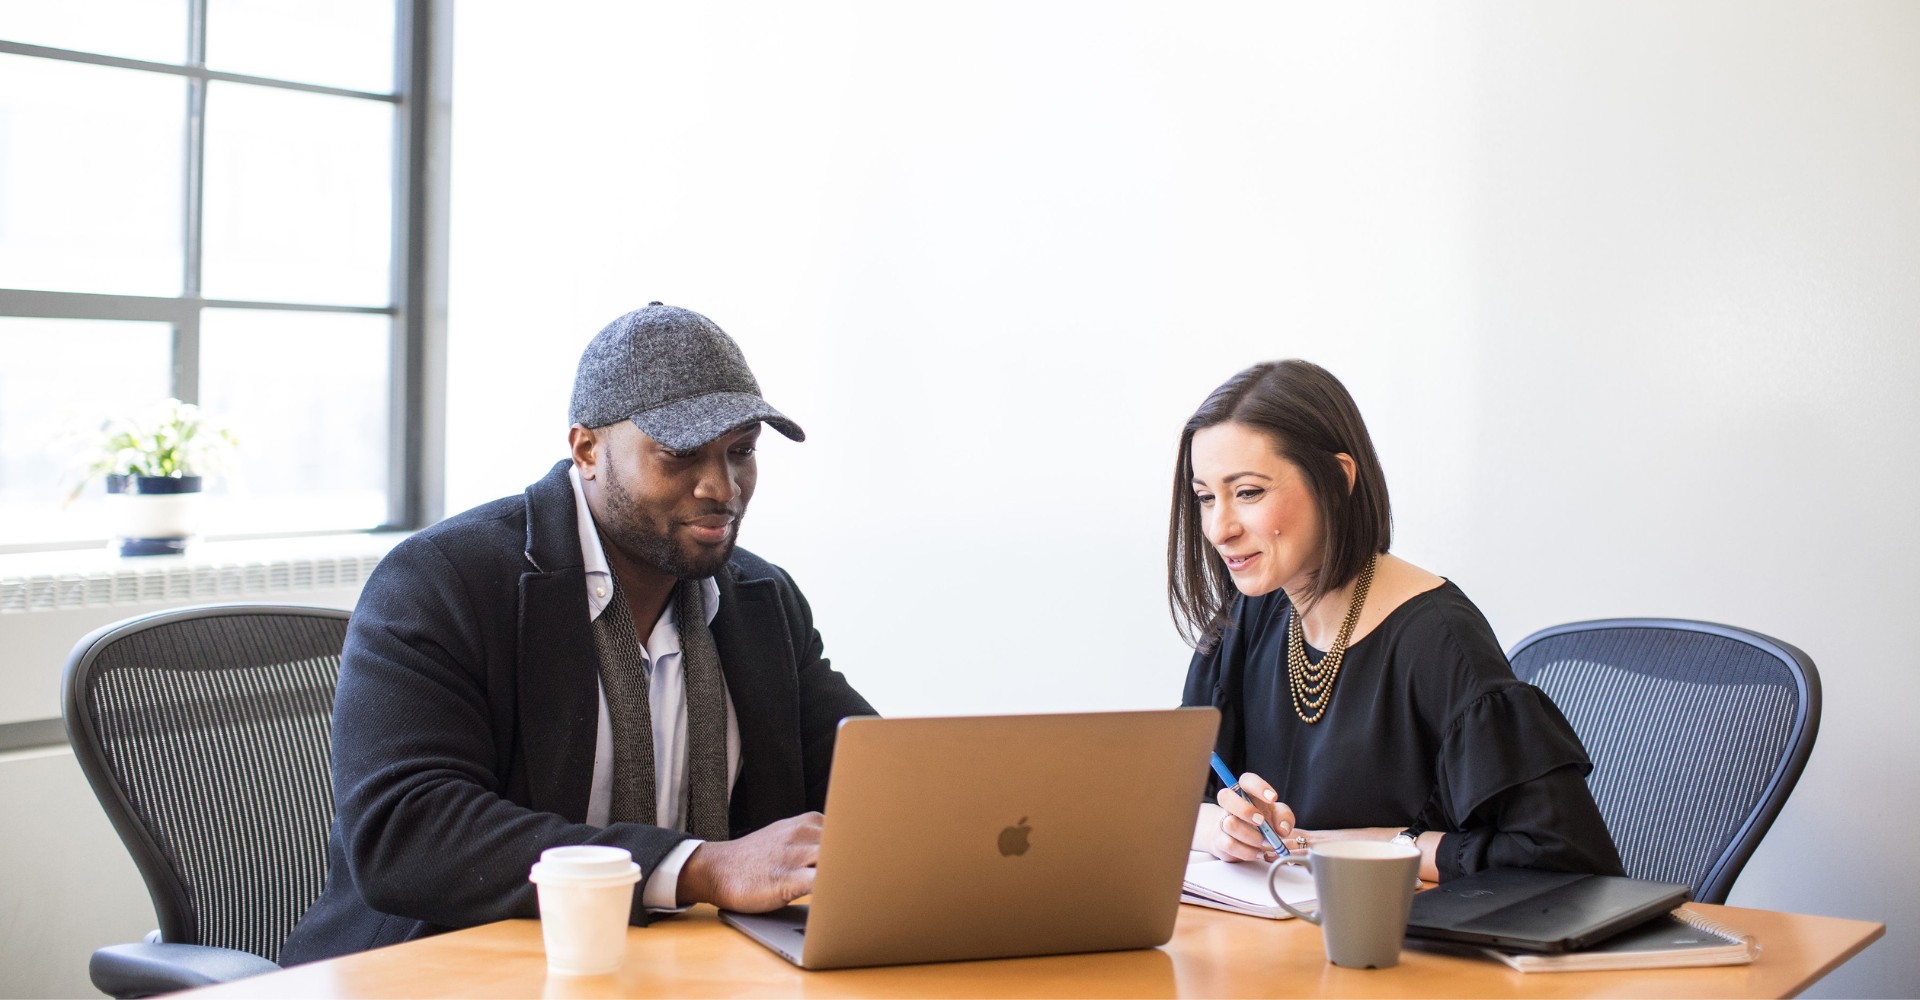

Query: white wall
<box><xmin>448</xmin><ymin>4</ymin><xmax>1919</xmax><ymax>996</ymax></box>
<box><xmin>0</xmin><ymin>747</ymin><xmax>156</xmax><ymax>1000</ymax></box>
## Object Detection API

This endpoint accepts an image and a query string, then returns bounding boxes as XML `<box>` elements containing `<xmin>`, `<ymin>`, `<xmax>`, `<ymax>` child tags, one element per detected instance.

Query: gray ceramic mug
<box><xmin>1266</xmin><ymin>840</ymin><xmax>1422</xmax><ymax>969</ymax></box>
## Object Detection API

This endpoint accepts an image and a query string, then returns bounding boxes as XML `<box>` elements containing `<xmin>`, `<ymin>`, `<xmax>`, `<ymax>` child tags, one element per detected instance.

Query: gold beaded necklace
<box><xmin>1287</xmin><ymin>554</ymin><xmax>1377</xmax><ymax>724</ymax></box>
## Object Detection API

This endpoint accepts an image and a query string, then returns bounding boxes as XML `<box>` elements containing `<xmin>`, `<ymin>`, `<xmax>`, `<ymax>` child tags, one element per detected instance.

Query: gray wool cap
<box><xmin>568</xmin><ymin>302</ymin><xmax>805</xmax><ymax>451</ymax></box>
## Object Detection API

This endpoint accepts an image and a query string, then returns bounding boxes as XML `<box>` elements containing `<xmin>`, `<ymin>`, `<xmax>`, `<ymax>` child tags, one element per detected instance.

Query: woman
<box><xmin>1172</xmin><ymin>360</ymin><xmax>1622</xmax><ymax>883</ymax></box>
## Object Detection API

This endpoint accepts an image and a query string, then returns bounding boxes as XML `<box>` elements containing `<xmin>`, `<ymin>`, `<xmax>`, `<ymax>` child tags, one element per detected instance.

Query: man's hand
<box><xmin>676</xmin><ymin>812</ymin><xmax>822</xmax><ymax>911</ymax></box>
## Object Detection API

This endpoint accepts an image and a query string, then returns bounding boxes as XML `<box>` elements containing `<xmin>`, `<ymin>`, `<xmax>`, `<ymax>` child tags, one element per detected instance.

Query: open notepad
<box><xmin>1180</xmin><ymin>852</ymin><xmax>1315</xmax><ymax>919</ymax></box>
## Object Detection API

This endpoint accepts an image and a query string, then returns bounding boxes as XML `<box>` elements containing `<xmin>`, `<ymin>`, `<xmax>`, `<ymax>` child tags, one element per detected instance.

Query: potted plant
<box><xmin>67</xmin><ymin>398</ymin><xmax>240</xmax><ymax>556</ymax></box>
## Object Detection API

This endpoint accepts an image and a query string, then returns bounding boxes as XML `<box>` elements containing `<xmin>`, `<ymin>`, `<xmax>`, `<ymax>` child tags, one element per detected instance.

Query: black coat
<box><xmin>281</xmin><ymin>461</ymin><xmax>875</xmax><ymax>964</ymax></box>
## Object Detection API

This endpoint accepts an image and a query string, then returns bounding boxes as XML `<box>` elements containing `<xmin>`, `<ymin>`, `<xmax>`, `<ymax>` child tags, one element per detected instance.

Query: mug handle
<box><xmin>1266</xmin><ymin>856</ymin><xmax>1320</xmax><ymax>924</ymax></box>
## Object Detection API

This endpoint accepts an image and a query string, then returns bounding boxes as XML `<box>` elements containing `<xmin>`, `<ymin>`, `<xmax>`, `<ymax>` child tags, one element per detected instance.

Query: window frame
<box><xmin>0</xmin><ymin>0</ymin><xmax>450</xmax><ymax>546</ymax></box>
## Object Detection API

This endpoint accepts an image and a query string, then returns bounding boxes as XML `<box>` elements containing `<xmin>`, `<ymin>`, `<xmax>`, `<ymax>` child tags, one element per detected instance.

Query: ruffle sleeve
<box><xmin>1430</xmin><ymin>684</ymin><xmax>1624</xmax><ymax>880</ymax></box>
<box><xmin>1435</xmin><ymin>684</ymin><xmax>1591</xmax><ymax>819</ymax></box>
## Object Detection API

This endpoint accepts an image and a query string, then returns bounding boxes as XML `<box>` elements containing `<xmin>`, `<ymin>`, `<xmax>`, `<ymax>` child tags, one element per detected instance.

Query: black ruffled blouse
<box><xmin>1182</xmin><ymin>580</ymin><xmax>1625</xmax><ymax>881</ymax></box>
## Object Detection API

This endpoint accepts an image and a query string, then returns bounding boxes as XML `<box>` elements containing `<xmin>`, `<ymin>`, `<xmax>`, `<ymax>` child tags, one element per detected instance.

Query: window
<box><xmin>0</xmin><ymin>1</ymin><xmax>448</xmax><ymax>550</ymax></box>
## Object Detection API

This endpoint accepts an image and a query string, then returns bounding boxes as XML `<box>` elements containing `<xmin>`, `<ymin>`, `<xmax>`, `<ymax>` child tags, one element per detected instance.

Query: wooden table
<box><xmin>184</xmin><ymin>901</ymin><xmax>1882</xmax><ymax>998</ymax></box>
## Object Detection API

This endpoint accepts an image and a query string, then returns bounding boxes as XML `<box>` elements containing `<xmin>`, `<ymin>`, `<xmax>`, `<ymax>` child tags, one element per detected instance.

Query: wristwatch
<box><xmin>1391</xmin><ymin>822</ymin><xmax>1425</xmax><ymax>850</ymax></box>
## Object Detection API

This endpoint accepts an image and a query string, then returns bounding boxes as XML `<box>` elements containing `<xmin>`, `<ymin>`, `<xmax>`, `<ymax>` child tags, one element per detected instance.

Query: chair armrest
<box><xmin>90</xmin><ymin>942</ymin><xmax>280</xmax><ymax>998</ymax></box>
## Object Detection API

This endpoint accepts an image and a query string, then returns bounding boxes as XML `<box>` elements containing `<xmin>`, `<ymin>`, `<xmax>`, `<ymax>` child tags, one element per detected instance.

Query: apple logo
<box><xmin>997</xmin><ymin>817</ymin><xmax>1032</xmax><ymax>857</ymax></box>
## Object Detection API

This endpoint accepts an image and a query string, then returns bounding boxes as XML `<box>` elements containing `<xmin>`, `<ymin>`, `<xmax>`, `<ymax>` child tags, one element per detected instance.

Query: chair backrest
<box><xmin>1507</xmin><ymin>618</ymin><xmax>1820</xmax><ymax>904</ymax></box>
<box><xmin>61</xmin><ymin>603</ymin><xmax>351</xmax><ymax>964</ymax></box>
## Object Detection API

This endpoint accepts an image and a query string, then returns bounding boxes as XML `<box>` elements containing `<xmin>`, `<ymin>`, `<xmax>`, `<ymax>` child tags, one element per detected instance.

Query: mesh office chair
<box><xmin>1507</xmin><ymin>618</ymin><xmax>1820</xmax><ymax>905</ymax></box>
<box><xmin>61</xmin><ymin>603</ymin><xmax>351</xmax><ymax>998</ymax></box>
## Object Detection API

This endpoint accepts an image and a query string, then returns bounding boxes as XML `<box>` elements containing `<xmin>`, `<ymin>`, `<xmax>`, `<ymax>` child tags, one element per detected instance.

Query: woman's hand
<box><xmin>1205</xmin><ymin>770</ymin><xmax>1298</xmax><ymax>862</ymax></box>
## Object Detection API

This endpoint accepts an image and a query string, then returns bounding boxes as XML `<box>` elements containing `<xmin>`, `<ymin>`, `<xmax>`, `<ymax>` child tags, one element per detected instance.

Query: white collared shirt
<box><xmin>571</xmin><ymin>464</ymin><xmax>741</xmax><ymax>909</ymax></box>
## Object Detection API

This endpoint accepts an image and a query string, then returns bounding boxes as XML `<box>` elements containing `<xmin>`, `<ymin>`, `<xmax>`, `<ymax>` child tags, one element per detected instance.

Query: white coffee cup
<box><xmin>1266</xmin><ymin>840</ymin><xmax>1421</xmax><ymax>969</ymax></box>
<box><xmin>528</xmin><ymin>845</ymin><xmax>641</xmax><ymax>975</ymax></box>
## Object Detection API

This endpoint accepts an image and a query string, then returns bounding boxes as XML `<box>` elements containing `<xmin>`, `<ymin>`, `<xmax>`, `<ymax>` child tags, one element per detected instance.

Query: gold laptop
<box><xmin>720</xmin><ymin>708</ymin><xmax>1220</xmax><ymax>970</ymax></box>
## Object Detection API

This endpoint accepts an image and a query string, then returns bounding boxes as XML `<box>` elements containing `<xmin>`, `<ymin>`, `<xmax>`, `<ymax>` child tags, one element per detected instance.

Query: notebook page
<box><xmin>1183</xmin><ymin>854</ymin><xmax>1316</xmax><ymax>917</ymax></box>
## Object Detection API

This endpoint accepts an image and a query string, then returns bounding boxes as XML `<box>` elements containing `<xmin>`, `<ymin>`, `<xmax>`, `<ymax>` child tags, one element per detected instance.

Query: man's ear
<box><xmin>1335</xmin><ymin>452</ymin><xmax>1357</xmax><ymax>494</ymax></box>
<box><xmin>568</xmin><ymin>424</ymin><xmax>598</xmax><ymax>479</ymax></box>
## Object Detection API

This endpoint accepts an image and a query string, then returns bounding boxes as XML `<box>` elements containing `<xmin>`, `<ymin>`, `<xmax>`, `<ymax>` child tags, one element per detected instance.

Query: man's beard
<box><xmin>599</xmin><ymin>473</ymin><xmax>741</xmax><ymax>579</ymax></box>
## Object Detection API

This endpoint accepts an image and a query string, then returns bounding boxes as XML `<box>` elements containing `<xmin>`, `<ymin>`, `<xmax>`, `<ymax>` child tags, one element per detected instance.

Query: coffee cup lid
<box><xmin>529</xmin><ymin>845</ymin><xmax>639</xmax><ymax>884</ymax></box>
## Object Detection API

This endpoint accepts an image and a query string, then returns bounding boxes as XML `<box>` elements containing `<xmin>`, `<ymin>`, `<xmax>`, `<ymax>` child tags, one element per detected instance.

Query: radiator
<box><xmin>0</xmin><ymin>533</ymin><xmax>402</xmax><ymax>744</ymax></box>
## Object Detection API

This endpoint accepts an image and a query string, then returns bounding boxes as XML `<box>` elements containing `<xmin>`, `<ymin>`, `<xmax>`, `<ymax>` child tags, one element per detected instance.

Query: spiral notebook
<box><xmin>1481</xmin><ymin>909</ymin><xmax>1756</xmax><ymax>972</ymax></box>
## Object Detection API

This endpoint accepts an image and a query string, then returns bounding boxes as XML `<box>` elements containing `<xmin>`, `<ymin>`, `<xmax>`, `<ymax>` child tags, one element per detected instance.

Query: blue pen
<box><xmin>1209</xmin><ymin>752</ymin><xmax>1290</xmax><ymax>856</ymax></box>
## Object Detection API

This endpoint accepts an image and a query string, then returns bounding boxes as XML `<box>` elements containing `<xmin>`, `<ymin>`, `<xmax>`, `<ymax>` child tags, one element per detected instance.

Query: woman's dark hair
<box><xmin>1167</xmin><ymin>360</ymin><xmax>1392</xmax><ymax>650</ymax></box>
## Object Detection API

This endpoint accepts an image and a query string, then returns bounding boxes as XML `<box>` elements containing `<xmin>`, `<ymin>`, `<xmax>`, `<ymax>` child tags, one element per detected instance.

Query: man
<box><xmin>281</xmin><ymin>303</ymin><xmax>875</xmax><ymax>964</ymax></box>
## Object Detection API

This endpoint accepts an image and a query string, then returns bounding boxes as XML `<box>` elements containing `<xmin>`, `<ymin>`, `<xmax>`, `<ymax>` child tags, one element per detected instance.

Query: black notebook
<box><xmin>1405</xmin><ymin>867</ymin><xmax>1691</xmax><ymax>954</ymax></box>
